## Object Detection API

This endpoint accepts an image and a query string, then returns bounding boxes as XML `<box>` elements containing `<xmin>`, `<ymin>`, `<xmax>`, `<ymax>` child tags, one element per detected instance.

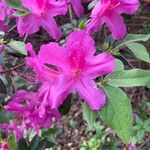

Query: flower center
<box><xmin>40</xmin><ymin>8</ymin><xmax>46</xmax><ymax>16</ymax></box>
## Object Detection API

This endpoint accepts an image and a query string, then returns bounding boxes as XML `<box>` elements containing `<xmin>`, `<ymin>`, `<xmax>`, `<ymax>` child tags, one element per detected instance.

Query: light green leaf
<box><xmin>7</xmin><ymin>40</ymin><xmax>27</xmax><ymax>56</ymax></box>
<box><xmin>104</xmin><ymin>69</ymin><xmax>150</xmax><ymax>87</ymax></box>
<box><xmin>115</xmin><ymin>59</ymin><xmax>124</xmax><ymax>71</ymax></box>
<box><xmin>82</xmin><ymin>102</ymin><xmax>97</xmax><ymax>129</ymax></box>
<box><xmin>8</xmin><ymin>133</ymin><xmax>17</xmax><ymax>150</ymax></box>
<box><xmin>99</xmin><ymin>84</ymin><xmax>133</xmax><ymax>144</ymax></box>
<box><xmin>126</xmin><ymin>42</ymin><xmax>150</xmax><ymax>63</ymax></box>
<box><xmin>124</xmin><ymin>34</ymin><xmax>150</xmax><ymax>43</ymax></box>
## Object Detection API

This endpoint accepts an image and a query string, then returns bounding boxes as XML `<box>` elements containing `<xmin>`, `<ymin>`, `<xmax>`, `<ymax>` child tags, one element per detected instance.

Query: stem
<box><xmin>69</xmin><ymin>5</ymin><xmax>73</xmax><ymax>22</ymax></box>
<box><xmin>0</xmin><ymin>63</ymin><xmax>25</xmax><ymax>74</ymax></box>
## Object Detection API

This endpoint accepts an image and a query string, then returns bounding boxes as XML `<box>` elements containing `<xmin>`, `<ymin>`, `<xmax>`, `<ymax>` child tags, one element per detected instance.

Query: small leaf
<box><xmin>7</xmin><ymin>133</ymin><xmax>17</xmax><ymax>150</ymax></box>
<box><xmin>126</xmin><ymin>42</ymin><xmax>150</xmax><ymax>63</ymax></box>
<box><xmin>78</xmin><ymin>21</ymin><xmax>85</xmax><ymax>29</ymax></box>
<box><xmin>4</xmin><ymin>0</ymin><xmax>21</xmax><ymax>9</ymax></box>
<box><xmin>104</xmin><ymin>69</ymin><xmax>150</xmax><ymax>87</ymax></box>
<box><xmin>7</xmin><ymin>40</ymin><xmax>27</xmax><ymax>56</ymax></box>
<box><xmin>82</xmin><ymin>102</ymin><xmax>97</xmax><ymax>129</ymax></box>
<box><xmin>99</xmin><ymin>84</ymin><xmax>133</xmax><ymax>144</ymax></box>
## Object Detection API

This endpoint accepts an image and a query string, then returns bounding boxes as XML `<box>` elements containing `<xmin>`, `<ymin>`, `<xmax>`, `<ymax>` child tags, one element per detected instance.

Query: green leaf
<box><xmin>8</xmin><ymin>133</ymin><xmax>17</xmax><ymax>150</ymax></box>
<box><xmin>4</xmin><ymin>0</ymin><xmax>21</xmax><ymax>9</ymax></box>
<box><xmin>29</xmin><ymin>135</ymin><xmax>40</xmax><ymax>150</ymax></box>
<box><xmin>99</xmin><ymin>84</ymin><xmax>133</xmax><ymax>144</ymax></box>
<box><xmin>82</xmin><ymin>102</ymin><xmax>97</xmax><ymax>129</ymax></box>
<box><xmin>7</xmin><ymin>40</ymin><xmax>27</xmax><ymax>56</ymax></box>
<box><xmin>124</xmin><ymin>34</ymin><xmax>150</xmax><ymax>43</ymax></box>
<box><xmin>114</xmin><ymin>34</ymin><xmax>150</xmax><ymax>50</ymax></box>
<box><xmin>36</xmin><ymin>139</ymin><xmax>47</xmax><ymax>150</ymax></box>
<box><xmin>115</xmin><ymin>59</ymin><xmax>124</xmax><ymax>71</ymax></box>
<box><xmin>104</xmin><ymin>69</ymin><xmax>150</xmax><ymax>87</ymax></box>
<box><xmin>126</xmin><ymin>42</ymin><xmax>150</xmax><ymax>63</ymax></box>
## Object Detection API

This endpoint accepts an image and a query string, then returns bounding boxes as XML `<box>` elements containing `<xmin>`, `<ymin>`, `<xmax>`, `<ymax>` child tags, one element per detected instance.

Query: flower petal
<box><xmin>48</xmin><ymin>0</ymin><xmax>68</xmax><ymax>16</ymax></box>
<box><xmin>38</xmin><ymin>42</ymin><xmax>68</xmax><ymax>72</ymax></box>
<box><xmin>116</xmin><ymin>0</ymin><xmax>140</xmax><ymax>15</ymax></box>
<box><xmin>17</xmin><ymin>14</ymin><xmax>41</xmax><ymax>37</ymax></box>
<box><xmin>42</xmin><ymin>17</ymin><xmax>62</xmax><ymax>39</ymax></box>
<box><xmin>26</xmin><ymin>43</ymin><xmax>59</xmax><ymax>81</ymax></box>
<box><xmin>47</xmin><ymin>75</ymin><xmax>74</xmax><ymax>109</ymax></box>
<box><xmin>105</xmin><ymin>11</ymin><xmax>127</xmax><ymax>39</ymax></box>
<box><xmin>21</xmin><ymin>0</ymin><xmax>40</xmax><ymax>14</ymax></box>
<box><xmin>76</xmin><ymin>78</ymin><xmax>106</xmax><ymax>110</ymax></box>
<box><xmin>70</xmin><ymin>0</ymin><xmax>84</xmax><ymax>16</ymax></box>
<box><xmin>66</xmin><ymin>30</ymin><xmax>96</xmax><ymax>59</ymax></box>
<box><xmin>86</xmin><ymin>52</ymin><xmax>115</xmax><ymax>79</ymax></box>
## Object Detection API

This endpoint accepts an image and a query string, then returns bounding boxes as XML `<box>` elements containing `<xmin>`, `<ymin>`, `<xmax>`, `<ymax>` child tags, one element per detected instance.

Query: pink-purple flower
<box><xmin>5</xmin><ymin>90</ymin><xmax>61</xmax><ymax>131</ymax></box>
<box><xmin>26</xmin><ymin>30</ymin><xmax>115</xmax><ymax>110</ymax></box>
<box><xmin>17</xmin><ymin>0</ymin><xmax>68</xmax><ymax>39</ymax></box>
<box><xmin>87</xmin><ymin>0</ymin><xmax>140</xmax><ymax>39</ymax></box>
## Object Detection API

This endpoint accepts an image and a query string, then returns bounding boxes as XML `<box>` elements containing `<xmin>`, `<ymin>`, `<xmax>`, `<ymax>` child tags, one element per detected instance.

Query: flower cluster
<box><xmin>0</xmin><ymin>0</ymin><xmax>141</xmax><ymax>148</ymax></box>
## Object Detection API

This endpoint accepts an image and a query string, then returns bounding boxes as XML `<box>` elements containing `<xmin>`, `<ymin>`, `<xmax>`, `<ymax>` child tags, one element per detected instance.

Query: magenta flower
<box><xmin>17</xmin><ymin>0</ymin><xmax>67</xmax><ymax>39</ymax></box>
<box><xmin>87</xmin><ymin>0</ymin><xmax>140</xmax><ymax>39</ymax></box>
<box><xmin>66</xmin><ymin>0</ymin><xmax>84</xmax><ymax>16</ymax></box>
<box><xmin>26</xmin><ymin>30</ymin><xmax>115</xmax><ymax>110</ymax></box>
<box><xmin>5</xmin><ymin>90</ymin><xmax>61</xmax><ymax>131</ymax></box>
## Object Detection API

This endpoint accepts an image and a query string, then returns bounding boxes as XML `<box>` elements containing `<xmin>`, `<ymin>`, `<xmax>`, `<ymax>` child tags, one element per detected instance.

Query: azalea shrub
<box><xmin>0</xmin><ymin>0</ymin><xmax>150</xmax><ymax>149</ymax></box>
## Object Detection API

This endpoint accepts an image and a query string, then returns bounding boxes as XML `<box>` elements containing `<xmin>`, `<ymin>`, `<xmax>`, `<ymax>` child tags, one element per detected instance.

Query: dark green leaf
<box><xmin>29</xmin><ymin>135</ymin><xmax>40</xmax><ymax>150</ymax></box>
<box><xmin>18</xmin><ymin>138</ymin><xmax>29</xmax><ymax>150</ymax></box>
